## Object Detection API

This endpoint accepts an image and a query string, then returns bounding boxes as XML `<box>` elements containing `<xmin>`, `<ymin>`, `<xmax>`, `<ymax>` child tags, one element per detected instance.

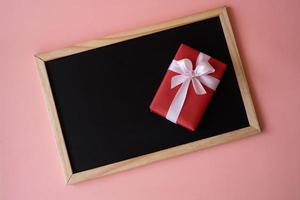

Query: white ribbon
<box><xmin>166</xmin><ymin>53</ymin><xmax>220</xmax><ymax>123</ymax></box>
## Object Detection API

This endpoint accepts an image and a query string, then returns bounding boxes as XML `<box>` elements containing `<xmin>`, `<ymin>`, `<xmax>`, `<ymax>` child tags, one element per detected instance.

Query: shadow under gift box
<box><xmin>150</xmin><ymin>44</ymin><xmax>227</xmax><ymax>131</ymax></box>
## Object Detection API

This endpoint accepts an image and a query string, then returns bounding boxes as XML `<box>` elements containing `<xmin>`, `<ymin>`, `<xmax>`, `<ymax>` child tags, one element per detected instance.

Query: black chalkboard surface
<box><xmin>36</xmin><ymin>7</ymin><xmax>260</xmax><ymax>184</ymax></box>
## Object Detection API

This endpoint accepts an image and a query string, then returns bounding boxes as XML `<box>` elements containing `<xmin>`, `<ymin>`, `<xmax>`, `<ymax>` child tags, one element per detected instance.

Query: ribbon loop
<box><xmin>171</xmin><ymin>74</ymin><xmax>189</xmax><ymax>89</ymax></box>
<box><xmin>166</xmin><ymin>53</ymin><xmax>220</xmax><ymax>123</ymax></box>
<box><xmin>194</xmin><ymin>62</ymin><xmax>215</xmax><ymax>76</ymax></box>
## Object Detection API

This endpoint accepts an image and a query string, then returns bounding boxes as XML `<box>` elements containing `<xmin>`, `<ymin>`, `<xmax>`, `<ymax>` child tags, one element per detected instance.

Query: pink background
<box><xmin>1</xmin><ymin>0</ymin><xmax>300</xmax><ymax>199</ymax></box>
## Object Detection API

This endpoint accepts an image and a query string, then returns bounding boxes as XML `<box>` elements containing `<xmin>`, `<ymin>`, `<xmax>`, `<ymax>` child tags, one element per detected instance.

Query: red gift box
<box><xmin>150</xmin><ymin>44</ymin><xmax>227</xmax><ymax>131</ymax></box>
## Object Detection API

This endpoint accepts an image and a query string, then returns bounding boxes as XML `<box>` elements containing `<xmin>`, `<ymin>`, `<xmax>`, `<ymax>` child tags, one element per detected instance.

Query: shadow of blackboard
<box><xmin>45</xmin><ymin>16</ymin><xmax>249</xmax><ymax>173</ymax></box>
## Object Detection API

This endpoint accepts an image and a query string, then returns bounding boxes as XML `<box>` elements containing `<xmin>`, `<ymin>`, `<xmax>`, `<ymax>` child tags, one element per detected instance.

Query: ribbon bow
<box><xmin>166</xmin><ymin>53</ymin><xmax>220</xmax><ymax>123</ymax></box>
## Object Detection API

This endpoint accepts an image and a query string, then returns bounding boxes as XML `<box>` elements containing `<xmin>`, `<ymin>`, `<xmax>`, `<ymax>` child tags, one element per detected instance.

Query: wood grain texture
<box><xmin>35</xmin><ymin>57</ymin><xmax>73</xmax><ymax>183</ymax></box>
<box><xmin>68</xmin><ymin>126</ymin><xmax>258</xmax><ymax>184</ymax></box>
<box><xmin>219</xmin><ymin>8</ymin><xmax>260</xmax><ymax>131</ymax></box>
<box><xmin>35</xmin><ymin>6</ymin><xmax>260</xmax><ymax>184</ymax></box>
<box><xmin>35</xmin><ymin>7</ymin><xmax>223</xmax><ymax>61</ymax></box>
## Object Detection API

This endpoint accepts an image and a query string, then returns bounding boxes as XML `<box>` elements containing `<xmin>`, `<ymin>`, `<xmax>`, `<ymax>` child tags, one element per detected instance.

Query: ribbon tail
<box><xmin>192</xmin><ymin>78</ymin><xmax>206</xmax><ymax>95</ymax></box>
<box><xmin>166</xmin><ymin>80</ymin><xmax>190</xmax><ymax>123</ymax></box>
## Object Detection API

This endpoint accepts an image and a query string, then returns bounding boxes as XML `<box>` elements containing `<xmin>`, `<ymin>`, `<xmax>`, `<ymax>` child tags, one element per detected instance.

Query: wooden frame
<box><xmin>35</xmin><ymin>6</ymin><xmax>260</xmax><ymax>184</ymax></box>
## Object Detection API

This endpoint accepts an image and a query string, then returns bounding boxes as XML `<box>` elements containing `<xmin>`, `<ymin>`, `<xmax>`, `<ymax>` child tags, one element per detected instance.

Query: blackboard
<box><xmin>35</xmin><ymin>7</ymin><xmax>260</xmax><ymax>184</ymax></box>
